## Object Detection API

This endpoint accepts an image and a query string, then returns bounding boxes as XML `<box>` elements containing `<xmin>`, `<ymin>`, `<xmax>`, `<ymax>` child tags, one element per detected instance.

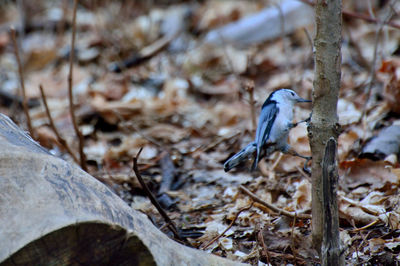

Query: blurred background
<box><xmin>0</xmin><ymin>0</ymin><xmax>400</xmax><ymax>264</ymax></box>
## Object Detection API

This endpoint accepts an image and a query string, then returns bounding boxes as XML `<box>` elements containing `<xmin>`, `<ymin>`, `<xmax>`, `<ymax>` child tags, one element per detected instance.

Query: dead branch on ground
<box><xmin>133</xmin><ymin>148</ymin><xmax>188</xmax><ymax>245</ymax></box>
<box><xmin>239</xmin><ymin>185</ymin><xmax>311</xmax><ymax>219</ymax></box>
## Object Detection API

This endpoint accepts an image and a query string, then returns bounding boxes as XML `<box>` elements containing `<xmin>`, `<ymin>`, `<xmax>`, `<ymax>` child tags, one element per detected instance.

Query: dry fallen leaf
<box><xmin>340</xmin><ymin>159</ymin><xmax>400</xmax><ymax>190</ymax></box>
<box><xmin>338</xmin><ymin>130</ymin><xmax>360</xmax><ymax>161</ymax></box>
<box><xmin>379</xmin><ymin>59</ymin><xmax>400</xmax><ymax>114</ymax></box>
<box><xmin>291</xmin><ymin>179</ymin><xmax>311</xmax><ymax>211</ymax></box>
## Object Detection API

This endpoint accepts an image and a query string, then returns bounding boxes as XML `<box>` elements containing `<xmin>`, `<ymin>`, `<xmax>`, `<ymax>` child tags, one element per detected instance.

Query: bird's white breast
<box><xmin>268</xmin><ymin>102</ymin><xmax>293</xmax><ymax>146</ymax></box>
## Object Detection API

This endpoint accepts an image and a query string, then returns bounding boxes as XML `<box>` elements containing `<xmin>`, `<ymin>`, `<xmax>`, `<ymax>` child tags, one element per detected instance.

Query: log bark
<box><xmin>0</xmin><ymin>114</ymin><xmax>244</xmax><ymax>266</ymax></box>
<box><xmin>309</xmin><ymin>0</ymin><xmax>342</xmax><ymax>254</ymax></box>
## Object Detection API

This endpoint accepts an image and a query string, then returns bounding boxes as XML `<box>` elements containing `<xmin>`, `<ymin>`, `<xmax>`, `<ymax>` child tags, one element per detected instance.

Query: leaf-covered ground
<box><xmin>1</xmin><ymin>0</ymin><xmax>400</xmax><ymax>265</ymax></box>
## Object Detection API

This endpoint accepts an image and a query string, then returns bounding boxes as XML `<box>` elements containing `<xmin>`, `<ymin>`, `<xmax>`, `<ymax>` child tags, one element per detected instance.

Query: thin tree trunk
<box><xmin>309</xmin><ymin>0</ymin><xmax>342</xmax><ymax>256</ymax></box>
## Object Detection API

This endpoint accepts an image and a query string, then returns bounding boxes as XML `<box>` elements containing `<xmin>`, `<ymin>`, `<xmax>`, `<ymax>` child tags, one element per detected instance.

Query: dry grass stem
<box><xmin>39</xmin><ymin>84</ymin><xmax>79</xmax><ymax>164</ymax></box>
<box><xmin>68</xmin><ymin>0</ymin><xmax>87</xmax><ymax>171</ymax></box>
<box><xmin>10</xmin><ymin>27</ymin><xmax>34</xmax><ymax>138</ymax></box>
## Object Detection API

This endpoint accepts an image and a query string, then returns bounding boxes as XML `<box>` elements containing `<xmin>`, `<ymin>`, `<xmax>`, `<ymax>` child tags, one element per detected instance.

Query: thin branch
<box><xmin>360</xmin><ymin>2</ymin><xmax>395</xmax><ymax>123</ymax></box>
<box><xmin>202</xmin><ymin>202</ymin><xmax>253</xmax><ymax>250</ymax></box>
<box><xmin>39</xmin><ymin>84</ymin><xmax>79</xmax><ymax>164</ymax></box>
<box><xmin>257</xmin><ymin>228</ymin><xmax>271</xmax><ymax>265</ymax></box>
<box><xmin>263</xmin><ymin>250</ymin><xmax>307</xmax><ymax>264</ymax></box>
<box><xmin>239</xmin><ymin>185</ymin><xmax>311</xmax><ymax>219</ymax></box>
<box><xmin>132</xmin><ymin>148</ymin><xmax>188</xmax><ymax>244</ymax></box>
<box><xmin>291</xmin><ymin>213</ymin><xmax>298</xmax><ymax>262</ymax></box>
<box><xmin>351</xmin><ymin>219</ymin><xmax>380</xmax><ymax>232</ymax></box>
<box><xmin>342</xmin><ymin>6</ymin><xmax>400</xmax><ymax>30</ymax></box>
<box><xmin>10</xmin><ymin>27</ymin><xmax>34</xmax><ymax>138</ymax></box>
<box><xmin>68</xmin><ymin>0</ymin><xmax>87</xmax><ymax>171</ymax></box>
<box><xmin>340</xmin><ymin>195</ymin><xmax>380</xmax><ymax>216</ymax></box>
<box><xmin>299</xmin><ymin>0</ymin><xmax>400</xmax><ymax>30</ymax></box>
<box><xmin>244</xmin><ymin>80</ymin><xmax>257</xmax><ymax>136</ymax></box>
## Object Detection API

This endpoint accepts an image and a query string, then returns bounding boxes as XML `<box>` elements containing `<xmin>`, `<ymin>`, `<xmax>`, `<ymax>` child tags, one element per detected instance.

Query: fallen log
<box><xmin>0</xmin><ymin>113</ymin><xmax>244</xmax><ymax>266</ymax></box>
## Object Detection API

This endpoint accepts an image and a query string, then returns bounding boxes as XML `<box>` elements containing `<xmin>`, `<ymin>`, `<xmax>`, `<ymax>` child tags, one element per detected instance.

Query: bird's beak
<box><xmin>297</xmin><ymin>98</ymin><xmax>311</xmax><ymax>103</ymax></box>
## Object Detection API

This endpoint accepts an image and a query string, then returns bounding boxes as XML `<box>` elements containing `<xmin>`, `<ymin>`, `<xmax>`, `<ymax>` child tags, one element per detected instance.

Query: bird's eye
<box><xmin>290</xmin><ymin>92</ymin><xmax>295</xmax><ymax>96</ymax></box>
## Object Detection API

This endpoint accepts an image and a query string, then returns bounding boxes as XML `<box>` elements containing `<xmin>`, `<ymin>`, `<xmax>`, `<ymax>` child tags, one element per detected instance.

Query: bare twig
<box><xmin>239</xmin><ymin>185</ymin><xmax>311</xmax><ymax>219</ymax></box>
<box><xmin>244</xmin><ymin>80</ymin><xmax>257</xmax><ymax>135</ymax></box>
<box><xmin>257</xmin><ymin>228</ymin><xmax>271</xmax><ymax>265</ymax></box>
<box><xmin>360</xmin><ymin>2</ymin><xmax>395</xmax><ymax>123</ymax></box>
<box><xmin>10</xmin><ymin>27</ymin><xmax>34</xmax><ymax>138</ymax></box>
<box><xmin>291</xmin><ymin>213</ymin><xmax>298</xmax><ymax>263</ymax></box>
<box><xmin>202</xmin><ymin>202</ymin><xmax>253</xmax><ymax>250</ymax></box>
<box><xmin>351</xmin><ymin>219</ymin><xmax>380</xmax><ymax>232</ymax></box>
<box><xmin>68</xmin><ymin>0</ymin><xmax>87</xmax><ymax>171</ymax></box>
<box><xmin>340</xmin><ymin>196</ymin><xmax>380</xmax><ymax>216</ymax></box>
<box><xmin>133</xmin><ymin>148</ymin><xmax>187</xmax><ymax>244</ymax></box>
<box><xmin>299</xmin><ymin>0</ymin><xmax>400</xmax><ymax>30</ymax></box>
<box><xmin>39</xmin><ymin>84</ymin><xmax>79</xmax><ymax>164</ymax></box>
<box><xmin>264</xmin><ymin>250</ymin><xmax>307</xmax><ymax>264</ymax></box>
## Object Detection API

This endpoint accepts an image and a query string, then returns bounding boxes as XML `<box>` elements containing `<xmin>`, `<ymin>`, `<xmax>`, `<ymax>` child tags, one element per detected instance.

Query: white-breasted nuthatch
<box><xmin>224</xmin><ymin>89</ymin><xmax>311</xmax><ymax>172</ymax></box>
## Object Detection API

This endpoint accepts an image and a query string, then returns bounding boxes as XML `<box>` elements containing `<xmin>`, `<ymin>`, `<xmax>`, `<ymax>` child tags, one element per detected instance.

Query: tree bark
<box><xmin>309</xmin><ymin>0</ymin><xmax>342</xmax><ymax>255</ymax></box>
<box><xmin>321</xmin><ymin>138</ymin><xmax>344</xmax><ymax>265</ymax></box>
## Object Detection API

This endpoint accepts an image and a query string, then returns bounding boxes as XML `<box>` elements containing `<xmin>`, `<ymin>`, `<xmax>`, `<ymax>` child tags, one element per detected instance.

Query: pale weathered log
<box><xmin>0</xmin><ymin>114</ymin><xmax>245</xmax><ymax>266</ymax></box>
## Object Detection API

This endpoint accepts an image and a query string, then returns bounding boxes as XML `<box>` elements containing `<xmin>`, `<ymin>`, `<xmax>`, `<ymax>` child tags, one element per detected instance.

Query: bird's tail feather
<box><xmin>224</xmin><ymin>142</ymin><xmax>257</xmax><ymax>172</ymax></box>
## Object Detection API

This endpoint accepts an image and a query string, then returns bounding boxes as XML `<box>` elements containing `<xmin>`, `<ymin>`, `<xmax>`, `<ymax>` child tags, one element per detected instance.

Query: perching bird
<box><xmin>224</xmin><ymin>89</ymin><xmax>311</xmax><ymax>172</ymax></box>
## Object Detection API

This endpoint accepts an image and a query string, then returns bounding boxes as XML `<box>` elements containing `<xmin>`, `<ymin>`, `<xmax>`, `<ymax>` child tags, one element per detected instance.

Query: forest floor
<box><xmin>1</xmin><ymin>0</ymin><xmax>400</xmax><ymax>265</ymax></box>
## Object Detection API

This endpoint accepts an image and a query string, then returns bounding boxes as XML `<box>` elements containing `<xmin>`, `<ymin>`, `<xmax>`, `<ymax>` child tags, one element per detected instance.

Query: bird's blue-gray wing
<box><xmin>252</xmin><ymin>102</ymin><xmax>278</xmax><ymax>170</ymax></box>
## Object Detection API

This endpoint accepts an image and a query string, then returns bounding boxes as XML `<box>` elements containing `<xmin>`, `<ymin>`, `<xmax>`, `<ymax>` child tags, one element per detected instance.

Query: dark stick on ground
<box><xmin>39</xmin><ymin>84</ymin><xmax>79</xmax><ymax>164</ymax></box>
<box><xmin>239</xmin><ymin>185</ymin><xmax>311</xmax><ymax>219</ymax></box>
<box><xmin>68</xmin><ymin>0</ymin><xmax>87</xmax><ymax>171</ymax></box>
<box><xmin>10</xmin><ymin>27</ymin><xmax>34</xmax><ymax>138</ymax></box>
<box><xmin>133</xmin><ymin>148</ymin><xmax>188</xmax><ymax>244</ymax></box>
<box><xmin>202</xmin><ymin>203</ymin><xmax>253</xmax><ymax>250</ymax></box>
